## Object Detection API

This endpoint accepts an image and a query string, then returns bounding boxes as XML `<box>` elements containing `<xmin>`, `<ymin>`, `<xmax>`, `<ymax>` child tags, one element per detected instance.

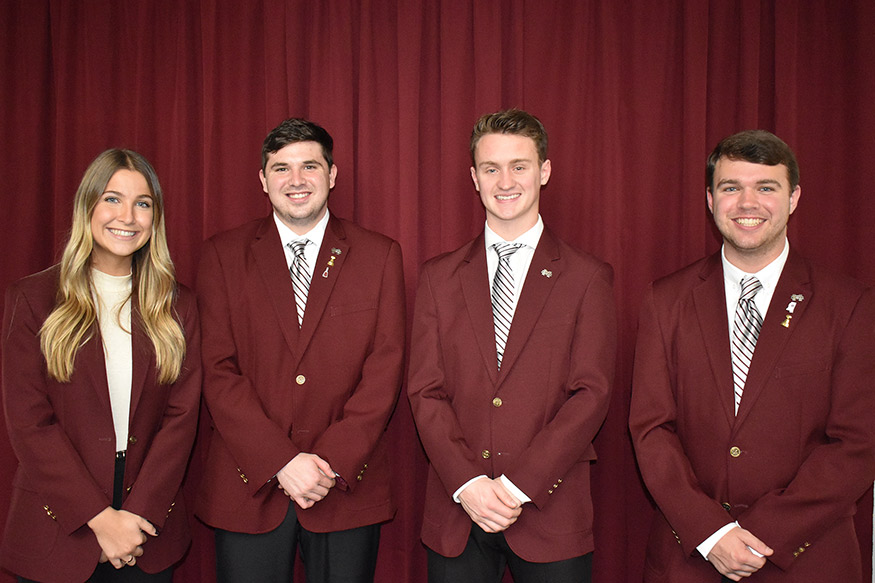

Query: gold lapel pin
<box><xmin>781</xmin><ymin>315</ymin><xmax>793</xmax><ymax>328</ymax></box>
<box><xmin>541</xmin><ymin>269</ymin><xmax>552</xmax><ymax>278</ymax></box>
<box><xmin>322</xmin><ymin>255</ymin><xmax>337</xmax><ymax>278</ymax></box>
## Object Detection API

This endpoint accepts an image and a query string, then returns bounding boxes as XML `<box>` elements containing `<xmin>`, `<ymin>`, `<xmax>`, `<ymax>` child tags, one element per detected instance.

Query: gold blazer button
<box><xmin>295</xmin><ymin>375</ymin><xmax>306</xmax><ymax>385</ymax></box>
<box><xmin>481</xmin><ymin>450</ymin><xmax>491</xmax><ymax>459</ymax></box>
<box><xmin>729</xmin><ymin>446</ymin><xmax>741</xmax><ymax>458</ymax></box>
<box><xmin>492</xmin><ymin>397</ymin><xmax>503</xmax><ymax>407</ymax></box>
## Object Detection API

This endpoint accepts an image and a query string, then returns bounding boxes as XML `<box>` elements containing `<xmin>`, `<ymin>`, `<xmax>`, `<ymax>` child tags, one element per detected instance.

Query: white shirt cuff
<box><xmin>499</xmin><ymin>474</ymin><xmax>531</xmax><ymax>504</ymax></box>
<box><xmin>698</xmin><ymin>522</ymin><xmax>739</xmax><ymax>559</ymax></box>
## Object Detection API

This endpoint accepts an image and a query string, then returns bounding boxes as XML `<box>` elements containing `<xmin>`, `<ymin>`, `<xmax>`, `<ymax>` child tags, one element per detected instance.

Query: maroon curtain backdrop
<box><xmin>2</xmin><ymin>1</ymin><xmax>874</xmax><ymax>581</ymax></box>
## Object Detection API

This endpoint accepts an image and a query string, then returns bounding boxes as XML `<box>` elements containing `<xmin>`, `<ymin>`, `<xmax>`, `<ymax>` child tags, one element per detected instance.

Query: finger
<box><xmin>313</xmin><ymin>456</ymin><xmax>335</xmax><ymax>476</ymax></box>
<box><xmin>132</xmin><ymin>545</ymin><xmax>144</xmax><ymax>557</ymax></box>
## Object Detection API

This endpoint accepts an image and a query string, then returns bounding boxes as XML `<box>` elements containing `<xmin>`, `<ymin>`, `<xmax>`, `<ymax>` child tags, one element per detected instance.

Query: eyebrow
<box><xmin>269</xmin><ymin>159</ymin><xmax>324</xmax><ymax>170</ymax></box>
<box><xmin>102</xmin><ymin>190</ymin><xmax>153</xmax><ymax>199</ymax></box>
<box><xmin>477</xmin><ymin>158</ymin><xmax>532</xmax><ymax>168</ymax></box>
<box><xmin>716</xmin><ymin>178</ymin><xmax>782</xmax><ymax>187</ymax></box>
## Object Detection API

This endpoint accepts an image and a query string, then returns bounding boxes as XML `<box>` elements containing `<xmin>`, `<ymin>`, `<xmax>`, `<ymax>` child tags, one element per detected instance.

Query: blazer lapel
<box><xmin>79</xmin><ymin>325</ymin><xmax>113</xmax><ymax>416</ymax></box>
<box><xmin>735</xmin><ymin>252</ymin><xmax>812</xmax><ymax>426</ymax></box>
<box><xmin>252</xmin><ymin>216</ymin><xmax>302</xmax><ymax>362</ymax></box>
<box><xmin>692</xmin><ymin>254</ymin><xmax>736</xmax><ymax>426</ymax></box>
<box><xmin>128</xmin><ymin>297</ymin><xmax>151</xmax><ymax>420</ymax></box>
<box><xmin>459</xmin><ymin>234</ymin><xmax>500</xmax><ymax>385</ymax></box>
<box><xmin>495</xmin><ymin>229</ymin><xmax>560</xmax><ymax>383</ymax></box>
<box><xmin>296</xmin><ymin>215</ymin><xmax>348</xmax><ymax>350</ymax></box>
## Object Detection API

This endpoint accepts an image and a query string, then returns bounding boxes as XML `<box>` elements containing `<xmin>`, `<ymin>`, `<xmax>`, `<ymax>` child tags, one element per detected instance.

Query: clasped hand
<box><xmin>458</xmin><ymin>477</ymin><xmax>522</xmax><ymax>533</ymax></box>
<box><xmin>87</xmin><ymin>507</ymin><xmax>157</xmax><ymax>569</ymax></box>
<box><xmin>707</xmin><ymin>526</ymin><xmax>773</xmax><ymax>580</ymax></box>
<box><xmin>276</xmin><ymin>452</ymin><xmax>337</xmax><ymax>509</ymax></box>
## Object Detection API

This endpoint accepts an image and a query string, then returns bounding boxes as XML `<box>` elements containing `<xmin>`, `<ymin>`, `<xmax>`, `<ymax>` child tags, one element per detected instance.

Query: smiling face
<box><xmin>707</xmin><ymin>157</ymin><xmax>801</xmax><ymax>272</ymax></box>
<box><xmin>90</xmin><ymin>169</ymin><xmax>154</xmax><ymax>276</ymax></box>
<box><xmin>260</xmin><ymin>140</ymin><xmax>337</xmax><ymax>235</ymax></box>
<box><xmin>471</xmin><ymin>133</ymin><xmax>551</xmax><ymax>240</ymax></box>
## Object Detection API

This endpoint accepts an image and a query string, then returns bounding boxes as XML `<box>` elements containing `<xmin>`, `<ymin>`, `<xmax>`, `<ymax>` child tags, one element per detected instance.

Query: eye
<box><xmin>136</xmin><ymin>200</ymin><xmax>152</xmax><ymax>209</ymax></box>
<box><xmin>759</xmin><ymin>186</ymin><xmax>774</xmax><ymax>192</ymax></box>
<box><xmin>103</xmin><ymin>195</ymin><xmax>120</xmax><ymax>203</ymax></box>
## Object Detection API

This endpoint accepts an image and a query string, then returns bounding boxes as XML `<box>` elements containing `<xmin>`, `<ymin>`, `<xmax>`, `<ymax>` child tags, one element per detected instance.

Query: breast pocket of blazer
<box><xmin>329</xmin><ymin>301</ymin><xmax>378</xmax><ymax>317</ymax></box>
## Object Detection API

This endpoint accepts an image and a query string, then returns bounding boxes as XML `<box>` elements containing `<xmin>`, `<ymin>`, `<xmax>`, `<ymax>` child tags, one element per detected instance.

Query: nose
<box><xmin>737</xmin><ymin>187</ymin><xmax>758</xmax><ymax>208</ymax></box>
<box><xmin>497</xmin><ymin>168</ymin><xmax>514</xmax><ymax>190</ymax></box>
<box><xmin>118</xmin><ymin>201</ymin><xmax>136</xmax><ymax>224</ymax></box>
<box><xmin>288</xmin><ymin>167</ymin><xmax>305</xmax><ymax>186</ymax></box>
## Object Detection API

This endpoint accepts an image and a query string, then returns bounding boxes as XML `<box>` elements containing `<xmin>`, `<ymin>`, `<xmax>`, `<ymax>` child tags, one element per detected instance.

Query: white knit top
<box><xmin>91</xmin><ymin>269</ymin><xmax>133</xmax><ymax>453</ymax></box>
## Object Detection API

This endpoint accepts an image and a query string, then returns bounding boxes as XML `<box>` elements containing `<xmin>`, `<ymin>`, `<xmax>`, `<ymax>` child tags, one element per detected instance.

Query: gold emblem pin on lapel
<box><xmin>540</xmin><ymin>269</ymin><xmax>552</xmax><ymax>278</ymax></box>
<box><xmin>322</xmin><ymin>254</ymin><xmax>338</xmax><ymax>278</ymax></box>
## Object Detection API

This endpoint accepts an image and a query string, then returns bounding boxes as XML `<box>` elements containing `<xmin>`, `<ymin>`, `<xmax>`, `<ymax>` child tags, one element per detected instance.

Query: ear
<box><xmin>470</xmin><ymin>166</ymin><xmax>480</xmax><ymax>191</ymax></box>
<box><xmin>706</xmin><ymin>188</ymin><xmax>714</xmax><ymax>213</ymax></box>
<box><xmin>540</xmin><ymin>159</ymin><xmax>552</xmax><ymax>186</ymax></box>
<box><xmin>788</xmin><ymin>185</ymin><xmax>801</xmax><ymax>214</ymax></box>
<box><xmin>259</xmin><ymin>169</ymin><xmax>269</xmax><ymax>194</ymax></box>
<box><xmin>329</xmin><ymin>164</ymin><xmax>338</xmax><ymax>189</ymax></box>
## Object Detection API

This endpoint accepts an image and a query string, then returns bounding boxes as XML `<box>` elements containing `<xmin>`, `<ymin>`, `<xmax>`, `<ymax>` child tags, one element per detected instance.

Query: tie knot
<box><xmin>493</xmin><ymin>242</ymin><xmax>523</xmax><ymax>261</ymax></box>
<box><xmin>740</xmin><ymin>276</ymin><xmax>763</xmax><ymax>301</ymax></box>
<box><xmin>289</xmin><ymin>239</ymin><xmax>309</xmax><ymax>258</ymax></box>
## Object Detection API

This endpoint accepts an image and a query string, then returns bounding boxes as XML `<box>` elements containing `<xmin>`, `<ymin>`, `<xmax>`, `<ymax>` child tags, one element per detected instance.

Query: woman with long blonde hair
<box><xmin>1</xmin><ymin>149</ymin><xmax>201</xmax><ymax>583</ymax></box>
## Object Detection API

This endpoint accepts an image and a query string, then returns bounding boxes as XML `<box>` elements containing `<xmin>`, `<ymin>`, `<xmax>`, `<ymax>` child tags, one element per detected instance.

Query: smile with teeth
<box><xmin>734</xmin><ymin>218</ymin><xmax>765</xmax><ymax>227</ymax></box>
<box><xmin>286</xmin><ymin>192</ymin><xmax>310</xmax><ymax>199</ymax></box>
<box><xmin>495</xmin><ymin>193</ymin><xmax>520</xmax><ymax>201</ymax></box>
<box><xmin>108</xmin><ymin>228</ymin><xmax>137</xmax><ymax>237</ymax></box>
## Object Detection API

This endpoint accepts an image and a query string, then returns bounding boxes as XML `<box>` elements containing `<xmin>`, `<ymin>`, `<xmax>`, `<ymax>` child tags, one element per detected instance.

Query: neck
<box><xmin>486</xmin><ymin>216</ymin><xmax>537</xmax><ymax>242</ymax></box>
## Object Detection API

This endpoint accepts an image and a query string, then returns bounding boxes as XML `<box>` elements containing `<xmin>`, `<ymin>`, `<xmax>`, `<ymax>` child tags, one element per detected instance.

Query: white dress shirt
<box><xmin>697</xmin><ymin>239</ymin><xmax>790</xmax><ymax>559</ymax></box>
<box><xmin>453</xmin><ymin>216</ymin><xmax>545</xmax><ymax>506</ymax></box>
<box><xmin>273</xmin><ymin>209</ymin><xmax>330</xmax><ymax>282</ymax></box>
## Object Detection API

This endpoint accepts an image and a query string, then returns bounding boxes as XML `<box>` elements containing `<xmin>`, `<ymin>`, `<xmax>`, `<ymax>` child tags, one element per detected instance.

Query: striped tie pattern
<box><xmin>491</xmin><ymin>243</ymin><xmax>523</xmax><ymax>369</ymax></box>
<box><xmin>731</xmin><ymin>276</ymin><xmax>763</xmax><ymax>414</ymax></box>
<box><xmin>289</xmin><ymin>240</ymin><xmax>311</xmax><ymax>327</ymax></box>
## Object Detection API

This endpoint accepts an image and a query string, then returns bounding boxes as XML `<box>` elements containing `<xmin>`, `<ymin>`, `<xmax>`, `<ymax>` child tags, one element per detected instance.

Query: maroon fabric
<box><xmin>1</xmin><ymin>2</ymin><xmax>873</xmax><ymax>581</ymax></box>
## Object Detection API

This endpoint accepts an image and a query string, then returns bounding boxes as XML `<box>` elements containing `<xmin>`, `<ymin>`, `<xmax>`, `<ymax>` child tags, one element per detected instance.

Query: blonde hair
<box><xmin>40</xmin><ymin>149</ymin><xmax>186</xmax><ymax>384</ymax></box>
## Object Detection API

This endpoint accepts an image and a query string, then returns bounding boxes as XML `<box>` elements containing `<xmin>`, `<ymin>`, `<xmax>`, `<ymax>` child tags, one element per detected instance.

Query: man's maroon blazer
<box><xmin>195</xmin><ymin>213</ymin><xmax>405</xmax><ymax>535</ymax></box>
<box><xmin>2</xmin><ymin>266</ymin><xmax>201</xmax><ymax>583</ymax></box>
<box><xmin>630</xmin><ymin>251</ymin><xmax>875</xmax><ymax>582</ymax></box>
<box><xmin>408</xmin><ymin>227</ymin><xmax>616</xmax><ymax>563</ymax></box>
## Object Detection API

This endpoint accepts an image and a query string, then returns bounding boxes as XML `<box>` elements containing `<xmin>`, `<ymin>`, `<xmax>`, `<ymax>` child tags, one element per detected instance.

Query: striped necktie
<box><xmin>731</xmin><ymin>276</ymin><xmax>763</xmax><ymax>414</ymax></box>
<box><xmin>289</xmin><ymin>240</ymin><xmax>311</xmax><ymax>327</ymax></box>
<box><xmin>491</xmin><ymin>242</ymin><xmax>523</xmax><ymax>369</ymax></box>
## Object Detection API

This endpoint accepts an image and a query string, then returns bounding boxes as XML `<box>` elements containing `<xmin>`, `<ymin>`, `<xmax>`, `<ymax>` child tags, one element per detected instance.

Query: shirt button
<box><xmin>295</xmin><ymin>375</ymin><xmax>306</xmax><ymax>385</ymax></box>
<box><xmin>492</xmin><ymin>397</ymin><xmax>503</xmax><ymax>407</ymax></box>
<box><xmin>481</xmin><ymin>450</ymin><xmax>491</xmax><ymax>459</ymax></box>
<box><xmin>729</xmin><ymin>446</ymin><xmax>741</xmax><ymax>458</ymax></box>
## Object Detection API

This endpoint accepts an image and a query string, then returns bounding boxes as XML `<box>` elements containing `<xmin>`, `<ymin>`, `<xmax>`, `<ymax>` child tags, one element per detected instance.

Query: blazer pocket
<box><xmin>533</xmin><ymin>314</ymin><xmax>574</xmax><ymax>329</ymax></box>
<box><xmin>774</xmin><ymin>359</ymin><xmax>831</xmax><ymax>378</ymax></box>
<box><xmin>329</xmin><ymin>301</ymin><xmax>377</xmax><ymax>316</ymax></box>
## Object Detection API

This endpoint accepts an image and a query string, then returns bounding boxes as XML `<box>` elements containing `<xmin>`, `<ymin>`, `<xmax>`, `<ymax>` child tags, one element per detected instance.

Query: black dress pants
<box><xmin>427</xmin><ymin>524</ymin><xmax>592</xmax><ymax>583</ymax></box>
<box><xmin>215</xmin><ymin>501</ymin><xmax>381</xmax><ymax>583</ymax></box>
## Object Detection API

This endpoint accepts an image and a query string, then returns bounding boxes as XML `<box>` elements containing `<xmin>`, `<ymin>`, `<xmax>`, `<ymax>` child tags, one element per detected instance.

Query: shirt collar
<box><xmin>484</xmin><ymin>215</ymin><xmax>544</xmax><ymax>250</ymax></box>
<box><xmin>273</xmin><ymin>208</ymin><xmax>330</xmax><ymax>250</ymax></box>
<box><xmin>721</xmin><ymin>238</ymin><xmax>790</xmax><ymax>294</ymax></box>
